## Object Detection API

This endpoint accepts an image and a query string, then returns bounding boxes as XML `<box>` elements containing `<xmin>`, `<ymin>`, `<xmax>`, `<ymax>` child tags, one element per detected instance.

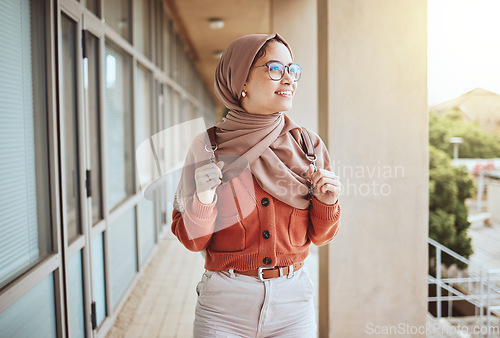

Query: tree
<box><xmin>429</xmin><ymin>145</ymin><xmax>475</xmax><ymax>269</ymax></box>
<box><xmin>429</xmin><ymin>109</ymin><xmax>500</xmax><ymax>159</ymax></box>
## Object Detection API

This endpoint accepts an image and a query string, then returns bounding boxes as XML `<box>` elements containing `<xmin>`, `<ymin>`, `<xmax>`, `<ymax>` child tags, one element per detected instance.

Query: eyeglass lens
<box><xmin>268</xmin><ymin>62</ymin><xmax>301</xmax><ymax>81</ymax></box>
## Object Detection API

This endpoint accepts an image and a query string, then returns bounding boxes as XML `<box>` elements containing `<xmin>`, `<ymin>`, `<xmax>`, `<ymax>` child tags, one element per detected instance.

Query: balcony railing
<box><xmin>428</xmin><ymin>237</ymin><xmax>500</xmax><ymax>337</ymax></box>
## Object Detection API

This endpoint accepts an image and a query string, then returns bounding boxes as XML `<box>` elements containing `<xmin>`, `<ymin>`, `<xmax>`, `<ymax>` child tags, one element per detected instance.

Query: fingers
<box><xmin>196</xmin><ymin>162</ymin><xmax>223</xmax><ymax>180</ymax></box>
<box><xmin>309</xmin><ymin>168</ymin><xmax>342</xmax><ymax>196</ymax></box>
<box><xmin>307</xmin><ymin>164</ymin><xmax>315</xmax><ymax>177</ymax></box>
<box><xmin>316</xmin><ymin>182</ymin><xmax>342</xmax><ymax>195</ymax></box>
<box><xmin>310</xmin><ymin>168</ymin><xmax>340</xmax><ymax>187</ymax></box>
<box><xmin>195</xmin><ymin>161</ymin><xmax>224</xmax><ymax>193</ymax></box>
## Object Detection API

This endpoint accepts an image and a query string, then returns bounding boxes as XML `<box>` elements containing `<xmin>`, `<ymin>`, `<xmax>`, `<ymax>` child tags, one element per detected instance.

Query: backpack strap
<box><xmin>206</xmin><ymin>126</ymin><xmax>218</xmax><ymax>163</ymax></box>
<box><xmin>300</xmin><ymin>127</ymin><xmax>315</xmax><ymax>157</ymax></box>
<box><xmin>207</xmin><ymin>126</ymin><xmax>217</xmax><ymax>150</ymax></box>
<box><xmin>299</xmin><ymin>127</ymin><xmax>317</xmax><ymax>203</ymax></box>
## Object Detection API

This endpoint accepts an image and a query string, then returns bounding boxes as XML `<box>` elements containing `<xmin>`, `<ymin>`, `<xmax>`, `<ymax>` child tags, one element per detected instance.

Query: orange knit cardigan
<box><xmin>171</xmin><ymin>170</ymin><xmax>341</xmax><ymax>271</ymax></box>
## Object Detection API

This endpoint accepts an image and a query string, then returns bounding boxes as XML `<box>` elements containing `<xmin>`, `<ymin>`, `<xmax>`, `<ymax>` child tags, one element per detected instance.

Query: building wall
<box><xmin>488</xmin><ymin>179</ymin><xmax>500</xmax><ymax>224</ymax></box>
<box><xmin>274</xmin><ymin>0</ymin><xmax>428</xmax><ymax>336</ymax></box>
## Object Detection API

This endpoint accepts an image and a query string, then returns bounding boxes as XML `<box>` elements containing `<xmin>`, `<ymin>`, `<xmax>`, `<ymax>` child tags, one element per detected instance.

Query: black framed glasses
<box><xmin>251</xmin><ymin>61</ymin><xmax>302</xmax><ymax>82</ymax></box>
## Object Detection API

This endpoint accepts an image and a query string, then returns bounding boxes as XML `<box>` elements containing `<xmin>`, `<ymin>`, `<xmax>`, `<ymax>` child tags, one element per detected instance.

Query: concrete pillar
<box><xmin>270</xmin><ymin>0</ymin><xmax>318</xmax><ymax>131</ymax></box>
<box><xmin>270</xmin><ymin>2</ymin><xmax>329</xmax><ymax>336</ymax></box>
<box><xmin>325</xmin><ymin>0</ymin><xmax>428</xmax><ymax>336</ymax></box>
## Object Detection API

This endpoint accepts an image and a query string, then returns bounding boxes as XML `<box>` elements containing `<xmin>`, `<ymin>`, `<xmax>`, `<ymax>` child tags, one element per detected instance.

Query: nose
<box><xmin>281</xmin><ymin>66</ymin><xmax>294</xmax><ymax>84</ymax></box>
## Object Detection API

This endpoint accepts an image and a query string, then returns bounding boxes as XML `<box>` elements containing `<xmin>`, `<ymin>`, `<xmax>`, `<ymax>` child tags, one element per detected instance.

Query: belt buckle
<box><xmin>257</xmin><ymin>266</ymin><xmax>276</xmax><ymax>282</ymax></box>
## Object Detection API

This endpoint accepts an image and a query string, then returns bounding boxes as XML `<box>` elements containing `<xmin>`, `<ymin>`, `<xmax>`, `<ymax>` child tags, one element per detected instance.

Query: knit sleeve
<box><xmin>171</xmin><ymin>193</ymin><xmax>218</xmax><ymax>252</ymax></box>
<box><xmin>305</xmin><ymin>130</ymin><xmax>341</xmax><ymax>245</ymax></box>
<box><xmin>308</xmin><ymin>196</ymin><xmax>341</xmax><ymax>246</ymax></box>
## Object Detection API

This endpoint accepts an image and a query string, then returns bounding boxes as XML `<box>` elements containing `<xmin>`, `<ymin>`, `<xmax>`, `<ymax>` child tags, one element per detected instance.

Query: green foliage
<box><xmin>429</xmin><ymin>145</ymin><xmax>475</xmax><ymax>269</ymax></box>
<box><xmin>429</xmin><ymin>109</ymin><xmax>500</xmax><ymax>158</ymax></box>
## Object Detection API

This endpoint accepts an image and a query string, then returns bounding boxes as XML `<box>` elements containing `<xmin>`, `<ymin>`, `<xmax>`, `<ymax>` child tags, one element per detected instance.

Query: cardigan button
<box><xmin>262</xmin><ymin>230</ymin><xmax>270</xmax><ymax>239</ymax></box>
<box><xmin>263</xmin><ymin>257</ymin><xmax>272</xmax><ymax>265</ymax></box>
<box><xmin>261</xmin><ymin>198</ymin><xmax>270</xmax><ymax>207</ymax></box>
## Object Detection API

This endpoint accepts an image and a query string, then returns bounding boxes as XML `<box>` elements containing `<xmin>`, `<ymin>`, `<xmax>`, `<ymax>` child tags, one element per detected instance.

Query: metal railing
<box><xmin>428</xmin><ymin>237</ymin><xmax>500</xmax><ymax>337</ymax></box>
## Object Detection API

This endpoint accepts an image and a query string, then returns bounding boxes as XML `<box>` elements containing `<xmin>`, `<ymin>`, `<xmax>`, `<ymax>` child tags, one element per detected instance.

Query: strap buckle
<box><xmin>306</xmin><ymin>153</ymin><xmax>317</xmax><ymax>171</ymax></box>
<box><xmin>204</xmin><ymin>144</ymin><xmax>218</xmax><ymax>163</ymax></box>
<box><xmin>257</xmin><ymin>266</ymin><xmax>277</xmax><ymax>282</ymax></box>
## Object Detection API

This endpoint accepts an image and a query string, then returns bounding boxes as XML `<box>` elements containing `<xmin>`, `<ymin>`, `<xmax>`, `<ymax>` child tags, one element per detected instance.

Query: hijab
<box><xmin>174</xmin><ymin>33</ymin><xmax>331</xmax><ymax>212</ymax></box>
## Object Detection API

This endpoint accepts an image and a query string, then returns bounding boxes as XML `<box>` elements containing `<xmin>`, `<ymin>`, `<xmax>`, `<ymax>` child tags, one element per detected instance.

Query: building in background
<box><xmin>430</xmin><ymin>88</ymin><xmax>500</xmax><ymax>135</ymax></box>
<box><xmin>0</xmin><ymin>0</ymin><xmax>428</xmax><ymax>337</ymax></box>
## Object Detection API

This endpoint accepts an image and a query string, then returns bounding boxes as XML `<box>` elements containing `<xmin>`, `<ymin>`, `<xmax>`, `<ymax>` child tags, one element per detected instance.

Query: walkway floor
<box><xmin>106</xmin><ymin>231</ymin><xmax>319</xmax><ymax>338</ymax></box>
<box><xmin>106</xmin><ymin>232</ymin><xmax>204</xmax><ymax>337</ymax></box>
<box><xmin>106</xmin><ymin>219</ymin><xmax>500</xmax><ymax>337</ymax></box>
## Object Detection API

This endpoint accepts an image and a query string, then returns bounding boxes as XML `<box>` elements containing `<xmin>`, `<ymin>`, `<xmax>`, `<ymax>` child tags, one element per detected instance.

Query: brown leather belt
<box><xmin>235</xmin><ymin>262</ymin><xmax>304</xmax><ymax>281</ymax></box>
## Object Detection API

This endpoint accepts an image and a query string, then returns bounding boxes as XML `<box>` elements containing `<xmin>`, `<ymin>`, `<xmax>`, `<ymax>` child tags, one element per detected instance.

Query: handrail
<box><xmin>428</xmin><ymin>238</ymin><xmax>474</xmax><ymax>267</ymax></box>
<box><xmin>428</xmin><ymin>238</ymin><xmax>500</xmax><ymax>337</ymax></box>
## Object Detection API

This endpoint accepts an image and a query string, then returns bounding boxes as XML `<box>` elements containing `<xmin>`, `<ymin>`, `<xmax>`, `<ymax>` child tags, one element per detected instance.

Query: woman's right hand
<box><xmin>195</xmin><ymin>161</ymin><xmax>224</xmax><ymax>204</ymax></box>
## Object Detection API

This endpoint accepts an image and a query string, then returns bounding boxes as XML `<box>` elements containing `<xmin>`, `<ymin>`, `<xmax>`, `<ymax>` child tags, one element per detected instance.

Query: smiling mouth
<box><xmin>275</xmin><ymin>90</ymin><xmax>293</xmax><ymax>96</ymax></box>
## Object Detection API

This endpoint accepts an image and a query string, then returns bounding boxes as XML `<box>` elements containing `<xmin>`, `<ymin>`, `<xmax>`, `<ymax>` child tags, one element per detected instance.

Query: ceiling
<box><xmin>164</xmin><ymin>0</ymin><xmax>271</xmax><ymax>112</ymax></box>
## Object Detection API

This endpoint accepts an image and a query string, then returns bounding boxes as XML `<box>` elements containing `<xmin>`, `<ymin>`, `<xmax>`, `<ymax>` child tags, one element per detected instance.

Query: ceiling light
<box><xmin>213</xmin><ymin>50</ymin><xmax>223</xmax><ymax>59</ymax></box>
<box><xmin>209</xmin><ymin>18</ymin><xmax>225</xmax><ymax>29</ymax></box>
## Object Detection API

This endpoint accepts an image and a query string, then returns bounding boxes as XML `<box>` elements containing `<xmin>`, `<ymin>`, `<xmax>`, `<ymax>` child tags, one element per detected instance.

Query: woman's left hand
<box><xmin>307</xmin><ymin>164</ymin><xmax>341</xmax><ymax>205</ymax></box>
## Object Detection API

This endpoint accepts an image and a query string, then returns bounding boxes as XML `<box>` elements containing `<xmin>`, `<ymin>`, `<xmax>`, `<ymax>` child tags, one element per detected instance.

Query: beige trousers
<box><xmin>193</xmin><ymin>266</ymin><xmax>317</xmax><ymax>338</ymax></box>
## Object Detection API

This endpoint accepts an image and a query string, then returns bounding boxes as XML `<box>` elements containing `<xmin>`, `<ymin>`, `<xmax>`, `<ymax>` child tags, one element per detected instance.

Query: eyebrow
<box><xmin>264</xmin><ymin>59</ymin><xmax>294</xmax><ymax>66</ymax></box>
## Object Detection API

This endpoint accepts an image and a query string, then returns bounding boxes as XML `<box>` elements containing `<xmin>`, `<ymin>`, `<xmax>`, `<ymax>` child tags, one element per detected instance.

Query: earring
<box><xmin>241</xmin><ymin>91</ymin><xmax>246</xmax><ymax>98</ymax></box>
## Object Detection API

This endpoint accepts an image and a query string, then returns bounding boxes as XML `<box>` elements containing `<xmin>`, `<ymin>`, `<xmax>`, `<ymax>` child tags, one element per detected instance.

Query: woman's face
<box><xmin>241</xmin><ymin>41</ymin><xmax>298</xmax><ymax>115</ymax></box>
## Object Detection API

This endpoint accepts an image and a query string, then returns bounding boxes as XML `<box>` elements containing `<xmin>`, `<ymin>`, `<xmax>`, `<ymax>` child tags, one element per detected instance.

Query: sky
<box><xmin>427</xmin><ymin>0</ymin><xmax>500</xmax><ymax>106</ymax></box>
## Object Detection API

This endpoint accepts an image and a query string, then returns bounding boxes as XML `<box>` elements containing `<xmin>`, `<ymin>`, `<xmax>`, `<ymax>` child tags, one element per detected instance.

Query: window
<box><xmin>0</xmin><ymin>273</ymin><xmax>57</xmax><ymax>336</ymax></box>
<box><xmin>105</xmin><ymin>42</ymin><xmax>134</xmax><ymax>209</ymax></box>
<box><xmin>0</xmin><ymin>0</ymin><xmax>52</xmax><ymax>288</ymax></box>
<box><xmin>85</xmin><ymin>0</ymin><xmax>100</xmax><ymax>17</ymax></box>
<box><xmin>135</xmin><ymin>65</ymin><xmax>154</xmax><ymax>191</ymax></box>
<box><xmin>61</xmin><ymin>14</ymin><xmax>82</xmax><ymax>243</ymax></box>
<box><xmin>104</xmin><ymin>0</ymin><xmax>131</xmax><ymax>41</ymax></box>
<box><xmin>109</xmin><ymin>209</ymin><xmax>137</xmax><ymax>309</ymax></box>
<box><xmin>85</xmin><ymin>32</ymin><xmax>104</xmax><ymax>225</ymax></box>
<box><xmin>133</xmin><ymin>0</ymin><xmax>151</xmax><ymax>58</ymax></box>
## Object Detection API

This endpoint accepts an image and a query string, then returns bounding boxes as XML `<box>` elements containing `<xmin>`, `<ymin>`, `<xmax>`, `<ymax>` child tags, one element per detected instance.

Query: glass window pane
<box><xmin>105</xmin><ymin>43</ymin><xmax>134</xmax><ymax>210</ymax></box>
<box><xmin>133</xmin><ymin>0</ymin><xmax>150</xmax><ymax>58</ymax></box>
<box><xmin>163</xmin><ymin>84</ymin><xmax>173</xmax><ymax>129</ymax></box>
<box><xmin>137</xmin><ymin>200</ymin><xmax>155</xmax><ymax>264</ymax></box>
<box><xmin>135</xmin><ymin>65</ymin><xmax>153</xmax><ymax>191</ymax></box>
<box><xmin>154</xmin><ymin>1</ymin><xmax>162</xmax><ymax>67</ymax></box>
<box><xmin>109</xmin><ymin>208</ymin><xmax>137</xmax><ymax>309</ymax></box>
<box><xmin>187</xmin><ymin>101</ymin><xmax>196</xmax><ymax>121</ymax></box>
<box><xmin>92</xmin><ymin>232</ymin><xmax>106</xmax><ymax>327</ymax></box>
<box><xmin>162</xmin><ymin>86</ymin><xmax>178</xmax><ymax>229</ymax></box>
<box><xmin>85</xmin><ymin>0</ymin><xmax>99</xmax><ymax>16</ymax></box>
<box><xmin>68</xmin><ymin>251</ymin><xmax>85</xmax><ymax>338</ymax></box>
<box><xmin>162</xmin><ymin>18</ymin><xmax>171</xmax><ymax>74</ymax></box>
<box><xmin>104</xmin><ymin>0</ymin><xmax>130</xmax><ymax>41</ymax></box>
<box><xmin>186</xmin><ymin>58</ymin><xmax>193</xmax><ymax>93</ymax></box>
<box><xmin>61</xmin><ymin>14</ymin><xmax>82</xmax><ymax>242</ymax></box>
<box><xmin>85</xmin><ymin>32</ymin><xmax>103</xmax><ymax>225</ymax></box>
<box><xmin>170</xmin><ymin>30</ymin><xmax>178</xmax><ymax>79</ymax></box>
<box><xmin>0</xmin><ymin>0</ymin><xmax>51</xmax><ymax>287</ymax></box>
<box><xmin>176</xmin><ymin>35</ymin><xmax>184</xmax><ymax>85</ymax></box>
<box><xmin>0</xmin><ymin>273</ymin><xmax>57</xmax><ymax>337</ymax></box>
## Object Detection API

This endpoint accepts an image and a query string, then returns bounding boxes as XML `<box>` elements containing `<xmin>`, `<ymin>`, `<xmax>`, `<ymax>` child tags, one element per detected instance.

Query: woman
<box><xmin>171</xmin><ymin>33</ymin><xmax>341</xmax><ymax>337</ymax></box>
